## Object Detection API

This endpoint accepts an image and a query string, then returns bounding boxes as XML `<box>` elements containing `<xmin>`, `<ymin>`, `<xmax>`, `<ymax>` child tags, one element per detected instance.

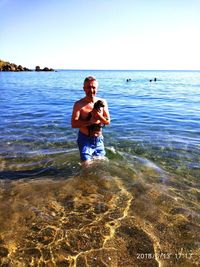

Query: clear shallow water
<box><xmin>0</xmin><ymin>70</ymin><xmax>199</xmax><ymax>266</ymax></box>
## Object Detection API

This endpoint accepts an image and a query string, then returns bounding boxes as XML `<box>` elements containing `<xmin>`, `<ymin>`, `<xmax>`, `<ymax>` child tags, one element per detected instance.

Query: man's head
<box><xmin>83</xmin><ymin>76</ymin><xmax>98</xmax><ymax>100</ymax></box>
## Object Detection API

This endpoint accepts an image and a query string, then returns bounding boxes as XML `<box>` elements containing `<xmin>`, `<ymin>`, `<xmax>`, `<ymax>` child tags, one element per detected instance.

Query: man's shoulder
<box><xmin>74</xmin><ymin>98</ymin><xmax>85</xmax><ymax>107</ymax></box>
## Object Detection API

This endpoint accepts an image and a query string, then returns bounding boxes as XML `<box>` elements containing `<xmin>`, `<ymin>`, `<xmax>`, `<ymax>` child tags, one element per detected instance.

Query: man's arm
<box><xmin>93</xmin><ymin>99</ymin><xmax>110</xmax><ymax>125</ymax></box>
<box><xmin>102</xmin><ymin>99</ymin><xmax>110</xmax><ymax>125</ymax></box>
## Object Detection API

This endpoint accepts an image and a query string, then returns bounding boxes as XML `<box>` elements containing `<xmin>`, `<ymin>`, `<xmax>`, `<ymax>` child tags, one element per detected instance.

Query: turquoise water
<box><xmin>0</xmin><ymin>70</ymin><xmax>199</xmax><ymax>266</ymax></box>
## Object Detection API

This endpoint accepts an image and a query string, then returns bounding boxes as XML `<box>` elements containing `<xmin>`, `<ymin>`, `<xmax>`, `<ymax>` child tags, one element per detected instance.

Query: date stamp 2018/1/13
<box><xmin>136</xmin><ymin>252</ymin><xmax>194</xmax><ymax>260</ymax></box>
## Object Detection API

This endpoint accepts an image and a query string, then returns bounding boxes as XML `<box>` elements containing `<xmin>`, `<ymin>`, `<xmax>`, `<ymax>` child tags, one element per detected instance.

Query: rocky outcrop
<box><xmin>0</xmin><ymin>60</ymin><xmax>54</xmax><ymax>72</ymax></box>
<box><xmin>35</xmin><ymin>66</ymin><xmax>54</xmax><ymax>71</ymax></box>
<box><xmin>0</xmin><ymin>61</ymin><xmax>32</xmax><ymax>71</ymax></box>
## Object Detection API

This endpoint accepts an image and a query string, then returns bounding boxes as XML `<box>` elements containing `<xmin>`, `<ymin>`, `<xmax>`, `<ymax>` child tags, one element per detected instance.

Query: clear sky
<box><xmin>1</xmin><ymin>0</ymin><xmax>200</xmax><ymax>70</ymax></box>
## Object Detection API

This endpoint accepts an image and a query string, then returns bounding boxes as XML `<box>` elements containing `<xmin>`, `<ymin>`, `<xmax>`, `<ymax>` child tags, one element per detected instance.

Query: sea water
<box><xmin>0</xmin><ymin>70</ymin><xmax>199</xmax><ymax>266</ymax></box>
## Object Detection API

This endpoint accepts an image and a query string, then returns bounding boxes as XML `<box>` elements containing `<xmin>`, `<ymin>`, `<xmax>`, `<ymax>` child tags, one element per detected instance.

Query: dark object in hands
<box><xmin>88</xmin><ymin>100</ymin><xmax>105</xmax><ymax>136</ymax></box>
<box><xmin>93</xmin><ymin>100</ymin><xmax>105</xmax><ymax>111</ymax></box>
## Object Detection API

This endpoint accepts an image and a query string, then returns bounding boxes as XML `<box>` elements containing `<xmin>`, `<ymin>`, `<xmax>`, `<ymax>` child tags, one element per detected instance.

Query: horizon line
<box><xmin>54</xmin><ymin>69</ymin><xmax>200</xmax><ymax>72</ymax></box>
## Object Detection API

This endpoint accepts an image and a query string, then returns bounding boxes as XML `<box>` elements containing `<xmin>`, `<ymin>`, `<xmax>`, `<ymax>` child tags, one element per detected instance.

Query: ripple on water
<box><xmin>0</xmin><ymin>158</ymin><xmax>155</xmax><ymax>266</ymax></box>
<box><xmin>0</xmin><ymin>154</ymin><xmax>199</xmax><ymax>266</ymax></box>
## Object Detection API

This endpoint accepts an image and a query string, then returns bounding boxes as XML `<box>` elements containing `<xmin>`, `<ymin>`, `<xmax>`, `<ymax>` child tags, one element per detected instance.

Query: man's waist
<box><xmin>79</xmin><ymin>126</ymin><xmax>102</xmax><ymax>137</ymax></box>
<box><xmin>79</xmin><ymin>130</ymin><xmax>103</xmax><ymax>139</ymax></box>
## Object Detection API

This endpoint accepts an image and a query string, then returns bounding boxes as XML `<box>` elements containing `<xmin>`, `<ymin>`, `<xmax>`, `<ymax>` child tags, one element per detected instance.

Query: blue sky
<box><xmin>1</xmin><ymin>0</ymin><xmax>200</xmax><ymax>70</ymax></box>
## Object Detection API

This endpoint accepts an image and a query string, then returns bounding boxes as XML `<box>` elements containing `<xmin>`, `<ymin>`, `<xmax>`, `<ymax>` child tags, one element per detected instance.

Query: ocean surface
<box><xmin>0</xmin><ymin>70</ymin><xmax>199</xmax><ymax>266</ymax></box>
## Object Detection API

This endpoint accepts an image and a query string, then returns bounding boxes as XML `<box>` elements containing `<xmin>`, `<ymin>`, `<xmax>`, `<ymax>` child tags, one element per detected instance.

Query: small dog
<box><xmin>88</xmin><ymin>100</ymin><xmax>105</xmax><ymax>135</ymax></box>
<box><xmin>93</xmin><ymin>100</ymin><xmax>105</xmax><ymax>112</ymax></box>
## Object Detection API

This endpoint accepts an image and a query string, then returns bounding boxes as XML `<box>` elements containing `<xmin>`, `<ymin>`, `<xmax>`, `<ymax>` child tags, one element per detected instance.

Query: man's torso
<box><xmin>78</xmin><ymin>97</ymin><xmax>103</xmax><ymax>136</ymax></box>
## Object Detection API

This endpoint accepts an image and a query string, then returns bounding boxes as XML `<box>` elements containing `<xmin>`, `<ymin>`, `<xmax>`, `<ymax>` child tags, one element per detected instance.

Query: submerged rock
<box><xmin>0</xmin><ymin>246</ymin><xmax>9</xmax><ymax>257</ymax></box>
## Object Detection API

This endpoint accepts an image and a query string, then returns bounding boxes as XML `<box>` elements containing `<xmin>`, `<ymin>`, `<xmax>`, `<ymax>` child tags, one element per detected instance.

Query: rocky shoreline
<box><xmin>0</xmin><ymin>60</ymin><xmax>54</xmax><ymax>72</ymax></box>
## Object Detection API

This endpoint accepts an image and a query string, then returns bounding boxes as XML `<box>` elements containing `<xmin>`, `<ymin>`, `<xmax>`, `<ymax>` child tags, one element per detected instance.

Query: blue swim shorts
<box><xmin>77</xmin><ymin>131</ymin><xmax>106</xmax><ymax>161</ymax></box>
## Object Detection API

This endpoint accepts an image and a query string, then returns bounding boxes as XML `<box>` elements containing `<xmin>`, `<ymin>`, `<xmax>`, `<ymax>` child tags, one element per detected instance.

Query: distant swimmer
<box><xmin>149</xmin><ymin>78</ymin><xmax>157</xmax><ymax>82</ymax></box>
<box><xmin>126</xmin><ymin>78</ymin><xmax>131</xmax><ymax>82</ymax></box>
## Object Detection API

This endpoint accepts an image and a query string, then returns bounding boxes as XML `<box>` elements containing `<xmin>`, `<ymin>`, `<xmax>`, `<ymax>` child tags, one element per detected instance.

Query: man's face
<box><xmin>83</xmin><ymin>80</ymin><xmax>98</xmax><ymax>99</ymax></box>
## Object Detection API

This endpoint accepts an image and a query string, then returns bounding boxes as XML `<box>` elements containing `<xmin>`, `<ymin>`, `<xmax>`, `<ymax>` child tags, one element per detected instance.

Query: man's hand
<box><xmin>90</xmin><ymin>109</ymin><xmax>109</xmax><ymax>125</ymax></box>
<box><xmin>90</xmin><ymin>111</ymin><xmax>101</xmax><ymax>125</ymax></box>
<box><xmin>91</xmin><ymin>109</ymin><xmax>101</xmax><ymax>119</ymax></box>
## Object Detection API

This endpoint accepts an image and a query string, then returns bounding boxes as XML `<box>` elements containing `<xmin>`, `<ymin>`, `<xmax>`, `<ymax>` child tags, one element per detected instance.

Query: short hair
<box><xmin>84</xmin><ymin>76</ymin><xmax>97</xmax><ymax>84</ymax></box>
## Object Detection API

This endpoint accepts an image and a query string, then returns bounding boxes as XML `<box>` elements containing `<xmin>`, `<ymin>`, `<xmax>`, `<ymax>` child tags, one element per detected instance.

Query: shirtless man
<box><xmin>71</xmin><ymin>76</ymin><xmax>110</xmax><ymax>165</ymax></box>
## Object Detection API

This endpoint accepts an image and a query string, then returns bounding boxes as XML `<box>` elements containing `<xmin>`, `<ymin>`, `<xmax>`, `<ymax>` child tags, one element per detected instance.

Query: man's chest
<box><xmin>80</xmin><ymin>104</ymin><xmax>93</xmax><ymax>119</ymax></box>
